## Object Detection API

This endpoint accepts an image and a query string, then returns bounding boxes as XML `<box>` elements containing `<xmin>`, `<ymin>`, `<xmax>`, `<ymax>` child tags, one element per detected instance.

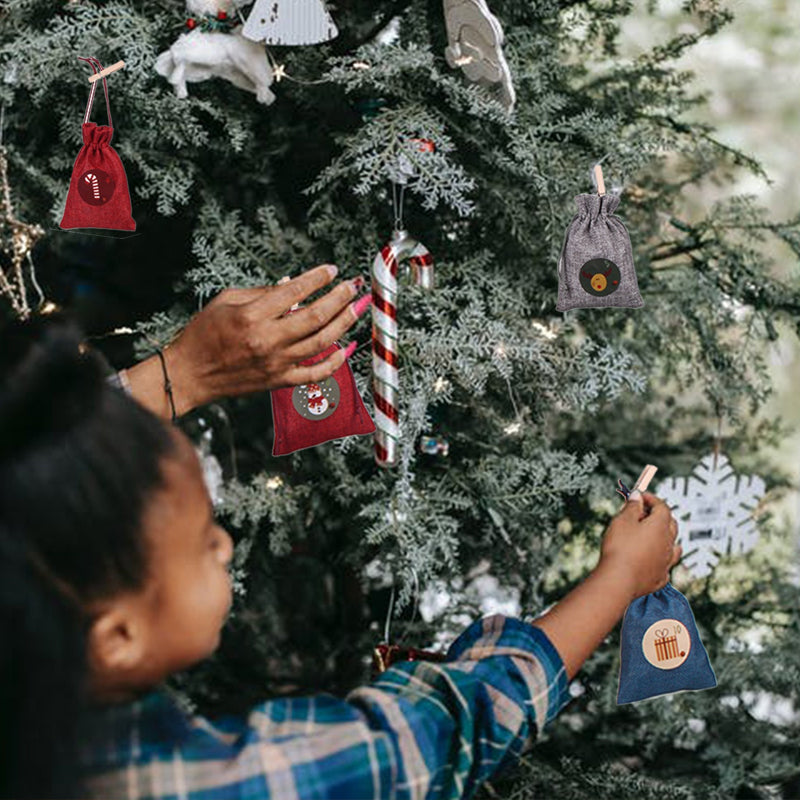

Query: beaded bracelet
<box><xmin>155</xmin><ymin>347</ymin><xmax>178</xmax><ymax>424</ymax></box>
<box><xmin>117</xmin><ymin>368</ymin><xmax>132</xmax><ymax>395</ymax></box>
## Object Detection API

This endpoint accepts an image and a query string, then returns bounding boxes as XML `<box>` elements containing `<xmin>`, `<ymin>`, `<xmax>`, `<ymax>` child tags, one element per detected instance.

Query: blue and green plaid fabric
<box><xmin>80</xmin><ymin>614</ymin><xmax>570</xmax><ymax>799</ymax></box>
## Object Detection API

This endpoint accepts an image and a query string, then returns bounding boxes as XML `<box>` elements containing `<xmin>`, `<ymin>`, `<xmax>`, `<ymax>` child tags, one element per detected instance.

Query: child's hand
<box><xmin>598</xmin><ymin>492</ymin><xmax>682</xmax><ymax>601</ymax></box>
<box><xmin>531</xmin><ymin>492</ymin><xmax>681</xmax><ymax>680</ymax></box>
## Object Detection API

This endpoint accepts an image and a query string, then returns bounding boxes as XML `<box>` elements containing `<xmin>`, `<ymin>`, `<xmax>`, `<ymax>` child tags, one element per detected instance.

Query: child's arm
<box><xmin>81</xmin><ymin>493</ymin><xmax>678</xmax><ymax>800</ymax></box>
<box><xmin>531</xmin><ymin>492</ymin><xmax>681</xmax><ymax>679</ymax></box>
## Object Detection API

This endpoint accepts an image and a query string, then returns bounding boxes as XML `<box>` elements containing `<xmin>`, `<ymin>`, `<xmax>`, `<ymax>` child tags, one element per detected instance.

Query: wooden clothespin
<box><xmin>88</xmin><ymin>60</ymin><xmax>126</xmax><ymax>83</ymax></box>
<box><xmin>593</xmin><ymin>163</ymin><xmax>606</xmax><ymax>197</ymax></box>
<box><xmin>631</xmin><ymin>464</ymin><xmax>658</xmax><ymax>494</ymax></box>
<box><xmin>616</xmin><ymin>464</ymin><xmax>658</xmax><ymax>503</ymax></box>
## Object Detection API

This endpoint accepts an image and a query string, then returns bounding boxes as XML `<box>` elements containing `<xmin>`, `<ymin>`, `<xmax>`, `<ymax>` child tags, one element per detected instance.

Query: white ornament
<box><xmin>243</xmin><ymin>0</ymin><xmax>338</xmax><ymax>45</ymax></box>
<box><xmin>156</xmin><ymin>29</ymin><xmax>276</xmax><ymax>104</ymax></box>
<box><xmin>658</xmin><ymin>453</ymin><xmax>765</xmax><ymax>579</ymax></box>
<box><xmin>442</xmin><ymin>0</ymin><xmax>516</xmax><ymax>111</ymax></box>
<box><xmin>156</xmin><ymin>0</ymin><xmax>276</xmax><ymax>104</ymax></box>
<box><xmin>189</xmin><ymin>0</ymin><xmax>241</xmax><ymax>15</ymax></box>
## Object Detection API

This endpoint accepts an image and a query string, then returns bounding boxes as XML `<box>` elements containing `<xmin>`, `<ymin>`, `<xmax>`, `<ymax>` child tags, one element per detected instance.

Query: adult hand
<box><xmin>125</xmin><ymin>264</ymin><xmax>372</xmax><ymax>419</ymax></box>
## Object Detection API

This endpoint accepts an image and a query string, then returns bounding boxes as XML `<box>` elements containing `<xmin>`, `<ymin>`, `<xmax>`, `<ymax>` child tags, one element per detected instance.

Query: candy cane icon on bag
<box><xmin>371</xmin><ymin>229</ymin><xmax>434</xmax><ymax>468</ymax></box>
<box><xmin>84</xmin><ymin>172</ymin><xmax>100</xmax><ymax>201</ymax></box>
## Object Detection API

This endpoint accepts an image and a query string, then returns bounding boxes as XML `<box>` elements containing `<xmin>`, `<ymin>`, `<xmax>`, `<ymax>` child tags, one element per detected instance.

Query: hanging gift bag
<box><xmin>556</xmin><ymin>166</ymin><xmax>642</xmax><ymax>311</ymax></box>
<box><xmin>617</xmin><ymin>582</ymin><xmax>717</xmax><ymax>705</ymax></box>
<box><xmin>270</xmin><ymin>340</ymin><xmax>376</xmax><ymax>456</ymax></box>
<box><xmin>60</xmin><ymin>56</ymin><xmax>136</xmax><ymax>232</ymax></box>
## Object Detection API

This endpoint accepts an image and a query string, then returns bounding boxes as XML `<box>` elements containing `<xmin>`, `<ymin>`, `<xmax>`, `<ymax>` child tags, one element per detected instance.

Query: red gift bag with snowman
<box><xmin>60</xmin><ymin>56</ymin><xmax>136</xmax><ymax>232</ymax></box>
<box><xmin>271</xmin><ymin>341</ymin><xmax>375</xmax><ymax>456</ymax></box>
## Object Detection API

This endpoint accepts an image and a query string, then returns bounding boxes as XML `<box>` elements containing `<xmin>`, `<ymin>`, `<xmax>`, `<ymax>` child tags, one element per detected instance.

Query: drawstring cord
<box><xmin>78</xmin><ymin>56</ymin><xmax>113</xmax><ymax>129</ymax></box>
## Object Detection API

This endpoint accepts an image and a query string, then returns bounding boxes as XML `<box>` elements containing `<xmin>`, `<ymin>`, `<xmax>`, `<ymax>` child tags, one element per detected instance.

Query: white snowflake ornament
<box><xmin>658</xmin><ymin>453</ymin><xmax>765</xmax><ymax>579</ymax></box>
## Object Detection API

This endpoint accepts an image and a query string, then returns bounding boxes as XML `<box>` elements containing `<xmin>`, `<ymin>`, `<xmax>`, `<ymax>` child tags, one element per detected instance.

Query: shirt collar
<box><xmin>79</xmin><ymin>685</ymin><xmax>193</xmax><ymax>769</ymax></box>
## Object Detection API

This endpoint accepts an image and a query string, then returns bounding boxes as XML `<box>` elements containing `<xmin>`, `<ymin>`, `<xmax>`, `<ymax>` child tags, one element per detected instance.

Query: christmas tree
<box><xmin>2</xmin><ymin>0</ymin><xmax>800</xmax><ymax>797</ymax></box>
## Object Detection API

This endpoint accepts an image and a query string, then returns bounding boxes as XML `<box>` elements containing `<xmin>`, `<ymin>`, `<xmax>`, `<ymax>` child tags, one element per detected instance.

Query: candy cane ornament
<box><xmin>371</xmin><ymin>229</ymin><xmax>434</xmax><ymax>467</ymax></box>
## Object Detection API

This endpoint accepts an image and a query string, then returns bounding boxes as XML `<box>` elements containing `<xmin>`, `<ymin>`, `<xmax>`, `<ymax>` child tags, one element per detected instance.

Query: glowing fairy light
<box><xmin>531</xmin><ymin>320</ymin><xmax>558</xmax><ymax>340</ymax></box>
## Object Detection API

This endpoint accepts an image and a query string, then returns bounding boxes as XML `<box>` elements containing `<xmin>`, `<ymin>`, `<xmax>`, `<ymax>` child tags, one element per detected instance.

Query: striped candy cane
<box><xmin>371</xmin><ymin>229</ymin><xmax>434</xmax><ymax>467</ymax></box>
<box><xmin>84</xmin><ymin>172</ymin><xmax>100</xmax><ymax>201</ymax></box>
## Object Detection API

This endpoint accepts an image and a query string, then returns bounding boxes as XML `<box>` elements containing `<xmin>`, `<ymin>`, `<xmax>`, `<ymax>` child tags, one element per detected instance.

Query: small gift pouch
<box><xmin>60</xmin><ymin>56</ymin><xmax>136</xmax><ymax>232</ymax></box>
<box><xmin>556</xmin><ymin>171</ymin><xmax>643</xmax><ymax>310</ymax></box>
<box><xmin>617</xmin><ymin>582</ymin><xmax>717</xmax><ymax>705</ymax></box>
<box><xmin>270</xmin><ymin>341</ymin><xmax>376</xmax><ymax>456</ymax></box>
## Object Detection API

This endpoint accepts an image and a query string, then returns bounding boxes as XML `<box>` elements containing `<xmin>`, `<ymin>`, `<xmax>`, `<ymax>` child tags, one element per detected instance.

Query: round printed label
<box><xmin>642</xmin><ymin>618</ymin><xmax>691</xmax><ymax>670</ymax></box>
<box><xmin>78</xmin><ymin>169</ymin><xmax>116</xmax><ymax>206</ymax></box>
<box><xmin>579</xmin><ymin>258</ymin><xmax>621</xmax><ymax>297</ymax></box>
<box><xmin>291</xmin><ymin>377</ymin><xmax>340</xmax><ymax>421</ymax></box>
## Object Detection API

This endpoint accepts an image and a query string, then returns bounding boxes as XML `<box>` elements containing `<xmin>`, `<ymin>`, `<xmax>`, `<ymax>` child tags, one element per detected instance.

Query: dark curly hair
<box><xmin>0</xmin><ymin>314</ymin><xmax>176</xmax><ymax>798</ymax></box>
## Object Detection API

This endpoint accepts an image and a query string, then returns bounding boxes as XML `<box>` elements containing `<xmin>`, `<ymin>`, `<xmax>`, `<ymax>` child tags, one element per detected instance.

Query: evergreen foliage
<box><xmin>2</xmin><ymin>0</ymin><xmax>799</xmax><ymax>795</ymax></box>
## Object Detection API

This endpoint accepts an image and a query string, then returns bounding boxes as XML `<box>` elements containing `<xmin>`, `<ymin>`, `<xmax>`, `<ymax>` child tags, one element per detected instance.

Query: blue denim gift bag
<box><xmin>617</xmin><ymin>582</ymin><xmax>716</xmax><ymax>704</ymax></box>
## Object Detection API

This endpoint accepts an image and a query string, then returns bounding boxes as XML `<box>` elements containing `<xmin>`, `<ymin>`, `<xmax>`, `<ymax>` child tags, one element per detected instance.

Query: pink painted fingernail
<box><xmin>343</xmin><ymin>341</ymin><xmax>358</xmax><ymax>359</ymax></box>
<box><xmin>325</xmin><ymin>264</ymin><xmax>338</xmax><ymax>278</ymax></box>
<box><xmin>351</xmin><ymin>292</ymin><xmax>373</xmax><ymax>319</ymax></box>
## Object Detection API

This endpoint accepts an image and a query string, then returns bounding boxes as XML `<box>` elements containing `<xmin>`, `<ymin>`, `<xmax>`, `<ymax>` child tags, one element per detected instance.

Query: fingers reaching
<box><xmin>620</xmin><ymin>495</ymin><xmax>644</xmax><ymax>522</ymax></box>
<box><xmin>280</xmin><ymin>343</ymin><xmax>355</xmax><ymax>387</ymax></box>
<box><xmin>280</xmin><ymin>278</ymin><xmax>365</xmax><ymax>342</ymax></box>
<box><xmin>284</xmin><ymin>292</ymin><xmax>372</xmax><ymax>362</ymax></box>
<box><xmin>669</xmin><ymin>515</ymin><xmax>679</xmax><ymax>542</ymax></box>
<box><xmin>640</xmin><ymin>492</ymin><xmax>671</xmax><ymax>517</ymax></box>
<box><xmin>259</xmin><ymin>264</ymin><xmax>340</xmax><ymax>317</ymax></box>
<box><xmin>209</xmin><ymin>286</ymin><xmax>276</xmax><ymax>307</ymax></box>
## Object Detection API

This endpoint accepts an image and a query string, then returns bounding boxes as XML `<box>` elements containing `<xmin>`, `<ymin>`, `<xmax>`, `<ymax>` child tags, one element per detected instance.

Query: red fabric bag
<box><xmin>60</xmin><ymin>57</ymin><xmax>136</xmax><ymax>232</ymax></box>
<box><xmin>271</xmin><ymin>342</ymin><xmax>375</xmax><ymax>456</ymax></box>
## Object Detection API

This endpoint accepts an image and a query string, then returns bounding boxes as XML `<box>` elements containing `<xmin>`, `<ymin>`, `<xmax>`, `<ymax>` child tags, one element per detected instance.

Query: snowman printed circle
<box><xmin>292</xmin><ymin>377</ymin><xmax>340</xmax><ymax>421</ymax></box>
<box><xmin>641</xmin><ymin>618</ymin><xmax>691</xmax><ymax>670</ymax></box>
<box><xmin>78</xmin><ymin>169</ymin><xmax>116</xmax><ymax>206</ymax></box>
<box><xmin>579</xmin><ymin>258</ymin><xmax>621</xmax><ymax>297</ymax></box>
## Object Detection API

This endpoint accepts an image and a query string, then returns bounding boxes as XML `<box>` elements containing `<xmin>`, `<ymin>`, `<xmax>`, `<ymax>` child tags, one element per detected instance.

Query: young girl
<box><xmin>0</xmin><ymin>315</ymin><xmax>680</xmax><ymax>800</ymax></box>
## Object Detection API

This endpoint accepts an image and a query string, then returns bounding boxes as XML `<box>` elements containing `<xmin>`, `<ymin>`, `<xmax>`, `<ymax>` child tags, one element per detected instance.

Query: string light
<box><xmin>433</xmin><ymin>376</ymin><xmax>450</xmax><ymax>393</ymax></box>
<box><xmin>531</xmin><ymin>320</ymin><xmax>558</xmax><ymax>340</ymax></box>
<box><xmin>265</xmin><ymin>476</ymin><xmax>284</xmax><ymax>490</ymax></box>
<box><xmin>494</xmin><ymin>342</ymin><xmax>507</xmax><ymax>358</ymax></box>
<box><xmin>503</xmin><ymin>421</ymin><xmax>522</xmax><ymax>435</ymax></box>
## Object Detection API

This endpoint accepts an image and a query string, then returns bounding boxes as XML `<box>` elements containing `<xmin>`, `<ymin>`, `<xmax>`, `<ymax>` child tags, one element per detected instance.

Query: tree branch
<box><xmin>334</xmin><ymin>0</ymin><xmax>414</xmax><ymax>53</ymax></box>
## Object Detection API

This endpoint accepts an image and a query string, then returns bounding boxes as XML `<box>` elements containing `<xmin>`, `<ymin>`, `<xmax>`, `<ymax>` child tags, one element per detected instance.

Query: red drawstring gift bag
<box><xmin>60</xmin><ymin>56</ymin><xmax>136</xmax><ymax>232</ymax></box>
<box><xmin>271</xmin><ymin>340</ymin><xmax>375</xmax><ymax>456</ymax></box>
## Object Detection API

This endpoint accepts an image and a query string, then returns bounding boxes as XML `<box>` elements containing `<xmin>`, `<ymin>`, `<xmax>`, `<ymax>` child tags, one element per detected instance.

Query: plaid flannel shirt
<box><xmin>80</xmin><ymin>613</ymin><xmax>570</xmax><ymax>800</ymax></box>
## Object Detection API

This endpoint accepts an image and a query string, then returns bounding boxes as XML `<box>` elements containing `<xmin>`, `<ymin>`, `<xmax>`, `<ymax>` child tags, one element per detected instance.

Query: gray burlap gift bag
<box><xmin>556</xmin><ymin>192</ymin><xmax>644</xmax><ymax>311</ymax></box>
